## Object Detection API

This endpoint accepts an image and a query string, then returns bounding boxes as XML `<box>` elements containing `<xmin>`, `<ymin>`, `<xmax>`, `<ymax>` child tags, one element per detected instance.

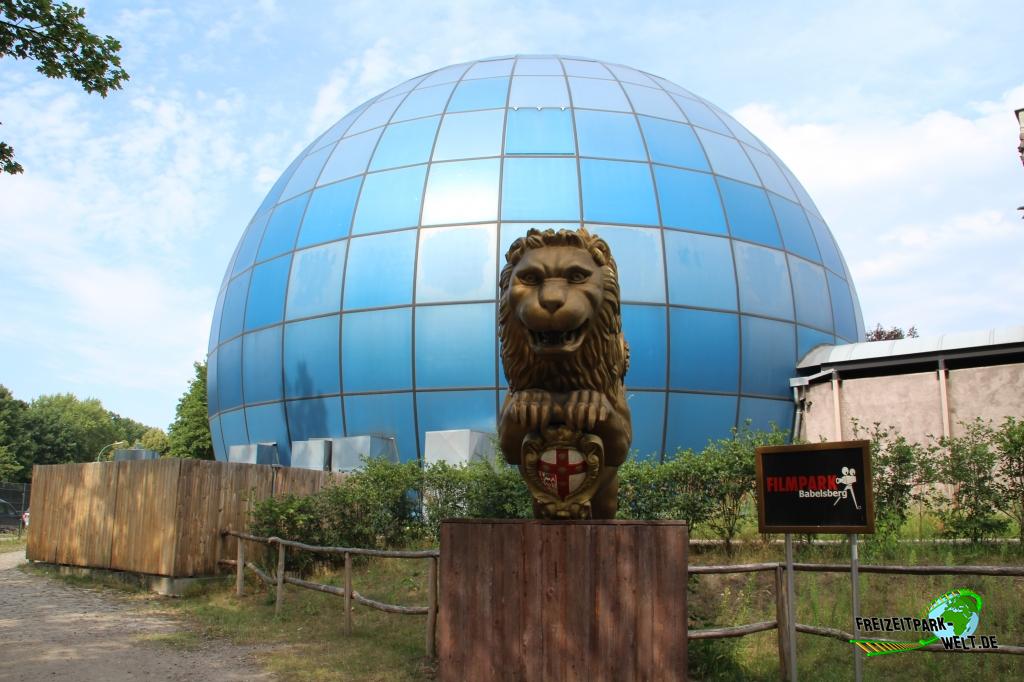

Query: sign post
<box><xmin>755</xmin><ymin>441</ymin><xmax>874</xmax><ymax>682</ymax></box>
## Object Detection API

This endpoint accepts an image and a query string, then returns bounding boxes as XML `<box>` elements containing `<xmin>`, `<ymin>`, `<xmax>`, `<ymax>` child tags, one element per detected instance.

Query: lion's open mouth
<box><xmin>529</xmin><ymin>323</ymin><xmax>587</xmax><ymax>354</ymax></box>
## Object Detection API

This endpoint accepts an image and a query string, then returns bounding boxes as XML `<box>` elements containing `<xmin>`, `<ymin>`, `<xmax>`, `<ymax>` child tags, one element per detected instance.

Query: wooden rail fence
<box><xmin>687</xmin><ymin>560</ymin><xmax>1024</xmax><ymax>678</ymax></box>
<box><xmin>219</xmin><ymin>529</ymin><xmax>440</xmax><ymax>657</ymax></box>
<box><xmin>27</xmin><ymin>460</ymin><xmax>343</xmax><ymax>576</ymax></box>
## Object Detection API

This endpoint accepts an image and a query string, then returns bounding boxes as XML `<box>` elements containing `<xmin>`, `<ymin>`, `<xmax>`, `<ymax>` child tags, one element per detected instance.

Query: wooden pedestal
<box><xmin>438</xmin><ymin>519</ymin><xmax>688</xmax><ymax>681</ymax></box>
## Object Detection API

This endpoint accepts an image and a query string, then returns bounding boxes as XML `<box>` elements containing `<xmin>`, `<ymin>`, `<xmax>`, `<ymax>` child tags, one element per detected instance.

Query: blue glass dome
<box><xmin>207</xmin><ymin>55</ymin><xmax>864</xmax><ymax>464</ymax></box>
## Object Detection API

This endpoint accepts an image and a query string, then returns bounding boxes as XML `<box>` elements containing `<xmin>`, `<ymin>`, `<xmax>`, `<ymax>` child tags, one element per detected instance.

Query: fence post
<box><xmin>275</xmin><ymin>540</ymin><xmax>286</xmax><ymax>616</ymax></box>
<box><xmin>426</xmin><ymin>555</ymin><xmax>438</xmax><ymax>657</ymax></box>
<box><xmin>775</xmin><ymin>565</ymin><xmax>792</xmax><ymax>680</ymax></box>
<box><xmin>344</xmin><ymin>552</ymin><xmax>353</xmax><ymax>634</ymax></box>
<box><xmin>236</xmin><ymin>535</ymin><xmax>245</xmax><ymax>596</ymax></box>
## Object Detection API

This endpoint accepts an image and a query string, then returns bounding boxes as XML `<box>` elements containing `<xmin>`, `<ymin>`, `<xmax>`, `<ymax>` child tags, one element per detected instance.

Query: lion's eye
<box><xmin>567</xmin><ymin>269</ymin><xmax>590</xmax><ymax>283</ymax></box>
<box><xmin>518</xmin><ymin>272</ymin><xmax>540</xmax><ymax>286</ymax></box>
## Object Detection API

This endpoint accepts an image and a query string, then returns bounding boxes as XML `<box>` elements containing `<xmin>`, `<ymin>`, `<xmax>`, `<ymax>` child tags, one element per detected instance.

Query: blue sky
<box><xmin>1</xmin><ymin>0</ymin><xmax>1022</xmax><ymax>428</ymax></box>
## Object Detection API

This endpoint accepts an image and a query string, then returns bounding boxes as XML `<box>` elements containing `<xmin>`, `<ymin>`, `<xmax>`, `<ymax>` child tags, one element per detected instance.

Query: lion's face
<box><xmin>507</xmin><ymin>246</ymin><xmax>605</xmax><ymax>356</ymax></box>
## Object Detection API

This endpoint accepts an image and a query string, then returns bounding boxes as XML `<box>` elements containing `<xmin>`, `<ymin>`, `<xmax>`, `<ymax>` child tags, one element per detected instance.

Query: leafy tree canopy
<box><xmin>139</xmin><ymin>427</ymin><xmax>170</xmax><ymax>456</ymax></box>
<box><xmin>1</xmin><ymin>0</ymin><xmax>129</xmax><ymax>174</ymax></box>
<box><xmin>168</xmin><ymin>362</ymin><xmax>214</xmax><ymax>460</ymax></box>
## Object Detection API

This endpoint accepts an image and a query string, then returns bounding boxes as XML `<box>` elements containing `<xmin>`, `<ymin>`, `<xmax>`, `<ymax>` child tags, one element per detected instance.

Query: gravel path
<box><xmin>0</xmin><ymin>550</ymin><xmax>275</xmax><ymax>681</ymax></box>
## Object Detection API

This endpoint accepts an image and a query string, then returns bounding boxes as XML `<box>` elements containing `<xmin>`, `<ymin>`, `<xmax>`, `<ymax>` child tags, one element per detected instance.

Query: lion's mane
<box><xmin>498</xmin><ymin>227</ymin><xmax>628</xmax><ymax>397</ymax></box>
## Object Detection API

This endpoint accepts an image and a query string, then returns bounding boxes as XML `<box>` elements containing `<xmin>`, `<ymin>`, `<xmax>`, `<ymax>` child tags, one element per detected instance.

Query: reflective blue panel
<box><xmin>508</xmin><ymin>76</ymin><xmax>569</xmax><ymax>108</ymax></box>
<box><xmin>218</xmin><ymin>337</ymin><xmax>243</xmax><ymax>410</ymax></box>
<box><xmin>504</xmin><ymin>109</ymin><xmax>575</xmax><ymax>154</ymax></box>
<box><xmin>672</xmin><ymin>96</ymin><xmax>731</xmax><ymax>135</ymax></box>
<box><xmin>447</xmin><ymin>77</ymin><xmax>509</xmax><ymax>112</ymax></box>
<box><xmin>568</xmin><ymin>77</ymin><xmax>630</xmax><ymax>111</ymax></box>
<box><xmin>245</xmin><ymin>255</ymin><xmax>290</xmax><ymax>330</ymax></box>
<box><xmin>740</xmin><ymin>316</ymin><xmax>795</xmax><ymax>397</ymax></box>
<box><xmin>654</xmin><ymin>166</ymin><xmax>727</xmax><ymax>234</ymax></box>
<box><xmin>769</xmin><ymin>194</ymin><xmax>820</xmax><ymax>262</ymax></box>
<box><xmin>501</xmin><ymin>158</ymin><xmax>580</xmax><ymax>221</ymax></box>
<box><xmin>297</xmin><ymin>177</ymin><xmax>361</xmax><ymax>247</ymax></box>
<box><xmin>209</xmin><ymin>415</ymin><xmax>225</xmax><ymax>461</ymax></box>
<box><xmin>515</xmin><ymin>58</ymin><xmax>563</xmax><ymax>75</ymax></box>
<box><xmin>734</xmin><ymin>242</ymin><xmax>793</xmax><ymax>320</ymax></box>
<box><xmin>417</xmin><ymin>224</ymin><xmax>497</xmax><ymax>302</ymax></box>
<box><xmin>419</xmin><ymin>63</ymin><xmax>470</xmax><ymax>87</ymax></box>
<box><xmin>563</xmin><ymin>59</ymin><xmax>612</xmax><ymax>78</ymax></box>
<box><xmin>651</xmin><ymin>76</ymin><xmax>696</xmax><ymax>98</ymax></box>
<box><xmin>231</xmin><ymin>213</ymin><xmax>270</xmax><ymax>276</ymax></box>
<box><xmin>623</xmin><ymin>83</ymin><xmax>684</xmax><ymax>121</ymax></box>
<box><xmin>245</xmin><ymin>403</ymin><xmax>291</xmax><ymax>465</ymax></box>
<box><xmin>797</xmin><ymin>326</ymin><xmax>835</xmax><ymax>360</ymax></box>
<box><xmin>670</xmin><ymin>308</ymin><xmax>739</xmax><ymax>392</ymax></box>
<box><xmin>351</xmin><ymin>165</ymin><xmax>427</xmax><ymax>234</ymax></box>
<box><xmin>712</xmin><ymin>107</ymin><xmax>768</xmax><ymax>152</ymax></box>
<box><xmin>433</xmin><ymin>110</ymin><xmax>505</xmax><ymax>161</ymax></box>
<box><xmin>209</xmin><ymin>286</ymin><xmax>226</xmax><ymax>353</ymax></box>
<box><xmin>258</xmin><ymin>194</ymin><xmax>308</xmax><ymax>261</ymax></box>
<box><xmin>416</xmin><ymin>390</ymin><xmax>497</xmax><ymax>453</ymax></box>
<box><xmin>220</xmin><ymin>408</ymin><xmax>248</xmax><ymax>451</ymax></box>
<box><xmin>284</xmin><ymin>316</ymin><xmax>340</xmax><ymax>398</ymax></box>
<box><xmin>666</xmin><ymin>393</ymin><xmax>737</xmax><ymax>453</ymax></box>
<box><xmin>319</xmin><ymin>128</ymin><xmax>382</xmax><ymax>185</ymax></box>
<box><xmin>719</xmin><ymin>178</ymin><xmax>782</xmax><ymax>247</ymax></box>
<box><xmin>344</xmin><ymin>393</ymin><xmax>418</xmax><ymax>462</ymax></box>
<box><xmin>392</xmin><ymin>83</ymin><xmax>455</xmax><ymax>122</ymax></box>
<box><xmin>347</xmin><ymin>96</ymin><xmax>402</xmax><ymax>135</ymax></box>
<box><xmin>575</xmin><ymin>110</ymin><xmax>647</xmax><ymax>161</ymax></box>
<box><xmin>255</xmin><ymin>154</ymin><xmax>301</xmax><ymax>217</ymax></box>
<box><xmin>242</xmin><ymin>326</ymin><xmax>283</xmax><ymax>403</ymax></box>
<box><xmin>808</xmin><ymin>214</ymin><xmax>844</xmax><ymax>274</ymax></box>
<box><xmin>286</xmin><ymin>241</ymin><xmax>346</xmax><ymax>319</ymax></box>
<box><xmin>746</xmin><ymin>147</ymin><xmax>796</xmax><ymax>201</ymax></box>
<box><xmin>697</xmin><ymin>129</ymin><xmax>759</xmax><ymax>185</ymax></box>
<box><xmin>848</xmin><ymin>273</ymin><xmax>865</xmax><ymax>342</ymax></box>
<box><xmin>422</xmin><ymin>159</ymin><xmax>500</xmax><ymax>225</ymax></box>
<box><xmin>311</xmin><ymin>105</ymin><xmax>365</xmax><ymax>150</ymax></box>
<box><xmin>286</xmin><ymin>396</ymin><xmax>343</xmax><ymax>442</ymax></box>
<box><xmin>207</xmin><ymin>349</ymin><xmax>219</xmax><ymax>414</ymax></box>
<box><xmin>622</xmin><ymin>305</ymin><xmax>666</xmax><ymax>388</ymax></box>
<box><xmin>607</xmin><ymin>64</ymin><xmax>656</xmax><ymax>86</ymax></box>
<box><xmin>342</xmin><ymin>308</ymin><xmax>412</xmax><ymax>392</ymax></box>
<box><xmin>592</xmin><ymin>225</ymin><xmax>665</xmax><ymax>302</ymax></box>
<box><xmin>826</xmin><ymin>271</ymin><xmax>857</xmax><ymax>341</ymax></box>
<box><xmin>778</xmin><ymin>158</ymin><xmax>821</xmax><ymax>217</ymax></box>
<box><xmin>369</xmin><ymin>116</ymin><xmax>440</xmax><ymax>171</ymax></box>
<box><xmin>580</xmin><ymin>159</ymin><xmax>658</xmax><ymax>225</ymax></box>
<box><xmin>788</xmin><ymin>256</ymin><xmax>833</xmax><ymax>331</ymax></box>
<box><xmin>627</xmin><ymin>391</ymin><xmax>665</xmax><ymax>461</ymax></box>
<box><xmin>739</xmin><ymin>397</ymin><xmax>792</xmax><ymax>434</ymax></box>
<box><xmin>639</xmin><ymin>118</ymin><xmax>708</xmax><ymax>171</ymax></box>
<box><xmin>416</xmin><ymin>304</ymin><xmax>495</xmax><ymax>388</ymax></box>
<box><xmin>379</xmin><ymin>76</ymin><xmax>425</xmax><ymax>99</ymax></box>
<box><xmin>343</xmin><ymin>230</ymin><xmax>416</xmax><ymax>309</ymax></box>
<box><xmin>219</xmin><ymin>271</ymin><xmax>250</xmax><ymax>341</ymax></box>
<box><xmin>465</xmin><ymin>59</ymin><xmax>514</xmax><ymax>78</ymax></box>
<box><xmin>281</xmin><ymin>146</ymin><xmax>331</xmax><ymax>200</ymax></box>
<box><xmin>663</xmin><ymin>231</ymin><xmax>736</xmax><ymax>309</ymax></box>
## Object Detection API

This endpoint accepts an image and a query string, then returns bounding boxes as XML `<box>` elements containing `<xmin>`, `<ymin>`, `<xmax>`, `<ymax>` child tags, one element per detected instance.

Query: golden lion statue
<box><xmin>498</xmin><ymin>227</ymin><xmax>632</xmax><ymax>519</ymax></box>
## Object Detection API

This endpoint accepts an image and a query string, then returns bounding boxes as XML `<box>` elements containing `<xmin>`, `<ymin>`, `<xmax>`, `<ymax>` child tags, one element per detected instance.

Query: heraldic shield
<box><xmin>521</xmin><ymin>426</ymin><xmax>605</xmax><ymax>519</ymax></box>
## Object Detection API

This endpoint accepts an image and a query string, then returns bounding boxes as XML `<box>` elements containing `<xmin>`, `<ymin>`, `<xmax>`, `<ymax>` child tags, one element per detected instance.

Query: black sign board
<box><xmin>755</xmin><ymin>441</ymin><xmax>874</xmax><ymax>534</ymax></box>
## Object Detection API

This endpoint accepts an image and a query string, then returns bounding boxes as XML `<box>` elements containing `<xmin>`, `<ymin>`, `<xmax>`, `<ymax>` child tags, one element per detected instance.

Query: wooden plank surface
<box><xmin>438</xmin><ymin>520</ymin><xmax>688</xmax><ymax>682</ymax></box>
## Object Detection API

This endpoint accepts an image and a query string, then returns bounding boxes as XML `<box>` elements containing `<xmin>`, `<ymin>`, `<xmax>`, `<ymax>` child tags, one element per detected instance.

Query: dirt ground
<box><xmin>0</xmin><ymin>550</ymin><xmax>274</xmax><ymax>681</ymax></box>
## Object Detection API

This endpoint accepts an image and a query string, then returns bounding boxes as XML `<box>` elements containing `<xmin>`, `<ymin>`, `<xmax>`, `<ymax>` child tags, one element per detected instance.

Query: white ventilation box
<box><xmin>328</xmin><ymin>435</ymin><xmax>399</xmax><ymax>472</ymax></box>
<box><xmin>113</xmin><ymin>448</ymin><xmax>159</xmax><ymax>462</ymax></box>
<box><xmin>291</xmin><ymin>439</ymin><xmax>331</xmax><ymax>470</ymax></box>
<box><xmin>423</xmin><ymin>429</ymin><xmax>496</xmax><ymax>466</ymax></box>
<box><xmin>227</xmin><ymin>442</ymin><xmax>279</xmax><ymax>466</ymax></box>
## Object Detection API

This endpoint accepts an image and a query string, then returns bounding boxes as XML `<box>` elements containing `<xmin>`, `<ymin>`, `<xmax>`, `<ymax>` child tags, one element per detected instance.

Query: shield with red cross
<box><xmin>537</xmin><ymin>447</ymin><xmax>588</xmax><ymax>500</ymax></box>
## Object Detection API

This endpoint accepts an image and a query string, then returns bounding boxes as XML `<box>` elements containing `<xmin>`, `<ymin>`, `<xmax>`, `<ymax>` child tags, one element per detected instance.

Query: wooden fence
<box><xmin>26</xmin><ymin>459</ymin><xmax>343</xmax><ymax>577</ymax></box>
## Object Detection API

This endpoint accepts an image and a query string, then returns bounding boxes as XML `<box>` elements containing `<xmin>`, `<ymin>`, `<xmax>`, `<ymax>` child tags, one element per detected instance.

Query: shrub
<box><xmin>934</xmin><ymin>419</ymin><xmax>1009</xmax><ymax>541</ymax></box>
<box><xmin>993</xmin><ymin>416</ymin><xmax>1024</xmax><ymax>548</ymax></box>
<box><xmin>617</xmin><ymin>451</ymin><xmax>715</xmax><ymax>532</ymax></box>
<box><xmin>422</xmin><ymin>459</ymin><xmax>531</xmax><ymax>540</ymax></box>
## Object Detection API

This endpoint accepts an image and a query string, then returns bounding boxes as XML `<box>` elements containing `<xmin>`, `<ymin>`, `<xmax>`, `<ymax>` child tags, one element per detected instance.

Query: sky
<box><xmin>1</xmin><ymin>0</ymin><xmax>1022</xmax><ymax>429</ymax></box>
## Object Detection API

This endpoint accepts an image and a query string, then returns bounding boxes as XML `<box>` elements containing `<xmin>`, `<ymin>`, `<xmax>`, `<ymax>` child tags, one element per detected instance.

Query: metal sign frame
<box><xmin>755</xmin><ymin>440</ymin><xmax>875</xmax><ymax>534</ymax></box>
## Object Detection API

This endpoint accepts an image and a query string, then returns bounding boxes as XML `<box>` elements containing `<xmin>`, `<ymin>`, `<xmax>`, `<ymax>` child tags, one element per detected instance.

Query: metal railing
<box><xmin>219</xmin><ymin>529</ymin><xmax>440</xmax><ymax>656</ymax></box>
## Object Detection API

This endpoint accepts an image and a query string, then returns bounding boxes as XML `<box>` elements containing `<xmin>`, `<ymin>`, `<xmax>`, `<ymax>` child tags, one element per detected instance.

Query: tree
<box><xmin>865</xmin><ymin>324</ymin><xmax>919</xmax><ymax>342</ymax></box>
<box><xmin>993</xmin><ymin>416</ymin><xmax>1024</xmax><ymax>549</ymax></box>
<box><xmin>1</xmin><ymin>0</ymin><xmax>129</xmax><ymax>174</ymax></box>
<box><xmin>168</xmin><ymin>362</ymin><xmax>214</xmax><ymax>460</ymax></box>
<box><xmin>24</xmin><ymin>393</ymin><xmax>119</xmax><ymax>466</ymax></box>
<box><xmin>139</xmin><ymin>427</ymin><xmax>170</xmax><ymax>456</ymax></box>
<box><xmin>109</xmin><ymin>412</ymin><xmax>147</xmax><ymax>445</ymax></box>
<box><xmin>0</xmin><ymin>385</ymin><xmax>34</xmax><ymax>480</ymax></box>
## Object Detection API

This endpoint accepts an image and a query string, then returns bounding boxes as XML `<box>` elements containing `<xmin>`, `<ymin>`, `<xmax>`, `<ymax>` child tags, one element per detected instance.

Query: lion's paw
<box><xmin>504</xmin><ymin>389</ymin><xmax>555</xmax><ymax>432</ymax></box>
<box><xmin>564</xmin><ymin>389</ymin><xmax>611</xmax><ymax>431</ymax></box>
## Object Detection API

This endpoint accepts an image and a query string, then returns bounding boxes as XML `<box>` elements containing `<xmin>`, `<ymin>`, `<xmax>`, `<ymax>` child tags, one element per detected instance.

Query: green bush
<box><xmin>934</xmin><ymin>419</ymin><xmax>1010</xmax><ymax>541</ymax></box>
<box><xmin>617</xmin><ymin>450</ymin><xmax>715</xmax><ymax>531</ymax></box>
<box><xmin>993</xmin><ymin>416</ymin><xmax>1024</xmax><ymax>548</ymax></box>
<box><xmin>422</xmin><ymin>459</ymin><xmax>532</xmax><ymax>540</ymax></box>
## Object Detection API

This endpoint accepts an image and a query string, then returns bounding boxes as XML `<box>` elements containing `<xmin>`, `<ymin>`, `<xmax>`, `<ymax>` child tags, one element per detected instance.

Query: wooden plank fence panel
<box><xmin>438</xmin><ymin>520</ymin><xmax>688</xmax><ymax>682</ymax></box>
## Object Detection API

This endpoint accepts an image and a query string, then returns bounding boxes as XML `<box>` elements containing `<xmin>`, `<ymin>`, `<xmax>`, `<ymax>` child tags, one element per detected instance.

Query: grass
<box><xmin>0</xmin><ymin>532</ymin><xmax>27</xmax><ymax>553</ymax></box>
